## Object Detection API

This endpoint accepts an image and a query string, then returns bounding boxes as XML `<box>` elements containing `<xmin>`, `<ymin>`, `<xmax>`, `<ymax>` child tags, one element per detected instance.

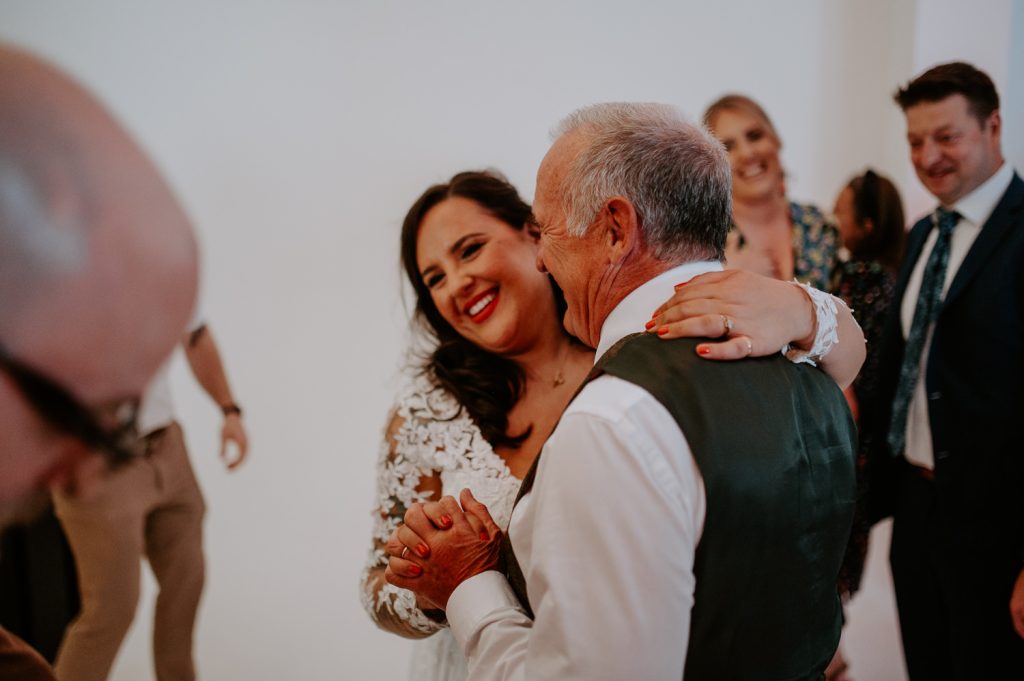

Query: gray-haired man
<box><xmin>387</xmin><ymin>103</ymin><xmax>857</xmax><ymax>680</ymax></box>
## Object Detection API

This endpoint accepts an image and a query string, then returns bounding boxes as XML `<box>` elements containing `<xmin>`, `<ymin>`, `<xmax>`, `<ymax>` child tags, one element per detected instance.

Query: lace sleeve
<box><xmin>359</xmin><ymin>404</ymin><xmax>447</xmax><ymax>638</ymax></box>
<box><xmin>782</xmin><ymin>281</ymin><xmax>850</xmax><ymax>366</ymax></box>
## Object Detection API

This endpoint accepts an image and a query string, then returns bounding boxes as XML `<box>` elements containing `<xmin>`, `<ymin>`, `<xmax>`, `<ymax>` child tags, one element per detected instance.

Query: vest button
<box><xmin>929</xmin><ymin>391</ymin><xmax>942</xmax><ymax>400</ymax></box>
<box><xmin>936</xmin><ymin>450</ymin><xmax>950</xmax><ymax>460</ymax></box>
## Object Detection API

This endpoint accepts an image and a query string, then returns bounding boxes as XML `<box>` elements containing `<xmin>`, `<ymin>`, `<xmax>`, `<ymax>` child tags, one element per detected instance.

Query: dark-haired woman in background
<box><xmin>826</xmin><ymin>168</ymin><xmax>905</xmax><ymax>681</ymax></box>
<box><xmin>831</xmin><ymin>168</ymin><xmax>906</xmax><ymax>594</ymax></box>
<box><xmin>832</xmin><ymin>169</ymin><xmax>905</xmax><ymax>429</ymax></box>
<box><xmin>360</xmin><ymin>170</ymin><xmax>867</xmax><ymax>681</ymax></box>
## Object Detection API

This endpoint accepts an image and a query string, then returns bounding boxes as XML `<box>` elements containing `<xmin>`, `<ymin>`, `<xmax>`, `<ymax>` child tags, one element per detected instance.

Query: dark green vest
<box><xmin>505</xmin><ymin>333</ymin><xmax>856</xmax><ymax>680</ymax></box>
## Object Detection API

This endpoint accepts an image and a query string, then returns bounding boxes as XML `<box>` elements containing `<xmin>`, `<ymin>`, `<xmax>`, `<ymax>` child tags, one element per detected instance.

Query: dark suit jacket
<box><xmin>867</xmin><ymin>171</ymin><xmax>1024</xmax><ymax>562</ymax></box>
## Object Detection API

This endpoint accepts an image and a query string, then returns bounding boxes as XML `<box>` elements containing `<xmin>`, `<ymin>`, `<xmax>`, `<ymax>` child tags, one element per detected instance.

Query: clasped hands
<box><xmin>384</xmin><ymin>488</ymin><xmax>504</xmax><ymax>611</ymax></box>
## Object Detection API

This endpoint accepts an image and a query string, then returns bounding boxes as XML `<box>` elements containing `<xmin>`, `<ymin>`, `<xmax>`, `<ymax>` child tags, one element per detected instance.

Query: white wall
<box><xmin>2</xmin><ymin>1</ymin><xmax>1016</xmax><ymax>679</ymax></box>
<box><xmin>1002</xmin><ymin>0</ymin><xmax>1024</xmax><ymax>175</ymax></box>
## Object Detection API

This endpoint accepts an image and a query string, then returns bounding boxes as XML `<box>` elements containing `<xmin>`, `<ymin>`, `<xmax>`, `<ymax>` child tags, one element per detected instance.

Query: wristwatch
<box><xmin>221</xmin><ymin>403</ymin><xmax>243</xmax><ymax>417</ymax></box>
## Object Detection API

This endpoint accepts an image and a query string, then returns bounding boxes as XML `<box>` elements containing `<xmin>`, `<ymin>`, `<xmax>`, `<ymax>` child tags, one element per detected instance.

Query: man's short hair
<box><xmin>894</xmin><ymin>61</ymin><xmax>1000</xmax><ymax>124</ymax></box>
<box><xmin>553</xmin><ymin>102</ymin><xmax>731</xmax><ymax>263</ymax></box>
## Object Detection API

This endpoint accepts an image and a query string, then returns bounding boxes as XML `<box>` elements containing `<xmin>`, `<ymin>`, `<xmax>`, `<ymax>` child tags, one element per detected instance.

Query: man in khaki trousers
<box><xmin>53</xmin><ymin>322</ymin><xmax>248</xmax><ymax>681</ymax></box>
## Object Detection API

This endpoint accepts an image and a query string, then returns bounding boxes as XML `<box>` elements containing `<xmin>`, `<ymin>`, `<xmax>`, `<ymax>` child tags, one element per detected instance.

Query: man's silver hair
<box><xmin>552</xmin><ymin>102</ymin><xmax>732</xmax><ymax>263</ymax></box>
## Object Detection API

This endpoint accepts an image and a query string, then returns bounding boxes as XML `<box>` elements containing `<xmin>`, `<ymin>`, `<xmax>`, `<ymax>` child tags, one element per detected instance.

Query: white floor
<box><xmin>842</xmin><ymin>519</ymin><xmax>909</xmax><ymax>681</ymax></box>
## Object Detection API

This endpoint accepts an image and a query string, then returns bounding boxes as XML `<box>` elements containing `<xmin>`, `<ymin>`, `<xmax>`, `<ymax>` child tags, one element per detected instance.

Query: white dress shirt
<box><xmin>446</xmin><ymin>262</ymin><xmax>717</xmax><ymax>681</ymax></box>
<box><xmin>900</xmin><ymin>163</ymin><xmax>1014</xmax><ymax>469</ymax></box>
<box><xmin>136</xmin><ymin>309</ymin><xmax>205</xmax><ymax>436</ymax></box>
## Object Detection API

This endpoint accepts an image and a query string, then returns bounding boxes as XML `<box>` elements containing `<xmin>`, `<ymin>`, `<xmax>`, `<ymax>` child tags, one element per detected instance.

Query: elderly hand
<box><xmin>647</xmin><ymin>269</ymin><xmax>814</xmax><ymax>360</ymax></box>
<box><xmin>1012</xmin><ymin>567</ymin><xmax>1024</xmax><ymax>639</ymax></box>
<box><xmin>385</xmin><ymin>489</ymin><xmax>503</xmax><ymax>610</ymax></box>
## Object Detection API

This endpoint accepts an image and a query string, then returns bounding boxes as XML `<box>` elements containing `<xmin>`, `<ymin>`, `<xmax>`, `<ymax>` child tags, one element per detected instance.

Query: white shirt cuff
<box><xmin>446</xmin><ymin>570</ymin><xmax>525</xmax><ymax>650</ymax></box>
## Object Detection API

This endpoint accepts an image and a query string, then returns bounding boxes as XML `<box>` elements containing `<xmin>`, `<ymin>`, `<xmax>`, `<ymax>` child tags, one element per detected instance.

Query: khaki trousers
<box><xmin>53</xmin><ymin>423</ymin><xmax>205</xmax><ymax>681</ymax></box>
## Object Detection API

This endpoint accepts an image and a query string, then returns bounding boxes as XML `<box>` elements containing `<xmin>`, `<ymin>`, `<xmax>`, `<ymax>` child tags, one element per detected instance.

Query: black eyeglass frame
<box><xmin>0</xmin><ymin>341</ymin><xmax>140</xmax><ymax>466</ymax></box>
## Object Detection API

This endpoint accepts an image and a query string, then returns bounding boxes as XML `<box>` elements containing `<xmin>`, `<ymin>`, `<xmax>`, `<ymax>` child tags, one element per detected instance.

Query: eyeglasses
<box><xmin>0</xmin><ymin>341</ymin><xmax>141</xmax><ymax>466</ymax></box>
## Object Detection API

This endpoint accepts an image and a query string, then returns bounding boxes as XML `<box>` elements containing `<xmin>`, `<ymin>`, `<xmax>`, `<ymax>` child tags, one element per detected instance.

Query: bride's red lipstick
<box><xmin>464</xmin><ymin>288</ymin><xmax>499</xmax><ymax>324</ymax></box>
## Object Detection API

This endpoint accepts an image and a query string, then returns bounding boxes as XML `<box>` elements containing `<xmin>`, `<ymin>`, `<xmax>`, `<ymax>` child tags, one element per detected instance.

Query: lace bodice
<box><xmin>360</xmin><ymin>372</ymin><xmax>521</xmax><ymax>641</ymax></box>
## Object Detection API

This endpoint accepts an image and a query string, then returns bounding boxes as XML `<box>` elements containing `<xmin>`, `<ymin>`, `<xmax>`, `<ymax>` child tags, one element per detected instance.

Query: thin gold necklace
<box><xmin>551</xmin><ymin>340</ymin><xmax>571</xmax><ymax>388</ymax></box>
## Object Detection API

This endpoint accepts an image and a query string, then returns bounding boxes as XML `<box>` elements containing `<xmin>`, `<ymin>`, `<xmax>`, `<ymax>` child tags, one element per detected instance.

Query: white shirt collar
<box><xmin>593</xmin><ymin>260</ymin><xmax>723</xmax><ymax>361</ymax></box>
<box><xmin>949</xmin><ymin>162</ymin><xmax>1014</xmax><ymax>226</ymax></box>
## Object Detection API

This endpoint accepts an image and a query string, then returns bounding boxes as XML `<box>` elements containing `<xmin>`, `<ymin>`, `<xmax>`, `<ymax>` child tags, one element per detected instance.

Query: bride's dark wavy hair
<box><xmin>400</xmin><ymin>170</ymin><xmax>564</xmax><ymax>449</ymax></box>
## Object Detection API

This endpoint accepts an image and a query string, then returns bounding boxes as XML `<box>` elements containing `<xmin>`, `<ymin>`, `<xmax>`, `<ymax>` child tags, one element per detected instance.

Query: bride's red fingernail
<box><xmin>645</xmin><ymin>319</ymin><xmax>656</xmax><ymax>331</ymax></box>
<box><xmin>698</xmin><ymin>346</ymin><xmax>711</xmax><ymax>355</ymax></box>
<box><xmin>440</xmin><ymin>514</ymin><xmax>452</xmax><ymax>527</ymax></box>
<box><xmin>416</xmin><ymin>543</ymin><xmax>429</xmax><ymax>557</ymax></box>
<box><xmin>657</xmin><ymin>326</ymin><xmax>669</xmax><ymax>336</ymax></box>
<box><xmin>675</xmin><ymin>281</ymin><xmax>689</xmax><ymax>288</ymax></box>
<box><xmin>408</xmin><ymin>565</ymin><xmax>422</xmax><ymax>576</ymax></box>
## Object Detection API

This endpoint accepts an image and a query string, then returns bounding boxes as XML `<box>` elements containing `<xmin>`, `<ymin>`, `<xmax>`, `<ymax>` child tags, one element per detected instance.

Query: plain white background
<box><xmin>2</xmin><ymin>1</ymin><xmax>1022</xmax><ymax>679</ymax></box>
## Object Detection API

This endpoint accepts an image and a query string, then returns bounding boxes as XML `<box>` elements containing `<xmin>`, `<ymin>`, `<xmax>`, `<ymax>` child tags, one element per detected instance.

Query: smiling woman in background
<box><xmin>703</xmin><ymin>94</ymin><xmax>841</xmax><ymax>291</ymax></box>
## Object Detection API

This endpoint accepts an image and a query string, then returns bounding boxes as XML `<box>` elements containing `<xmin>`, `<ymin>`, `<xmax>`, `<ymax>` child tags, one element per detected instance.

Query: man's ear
<box><xmin>603</xmin><ymin>196</ymin><xmax>641</xmax><ymax>263</ymax></box>
<box><xmin>985</xmin><ymin>110</ymin><xmax>1002</xmax><ymax>146</ymax></box>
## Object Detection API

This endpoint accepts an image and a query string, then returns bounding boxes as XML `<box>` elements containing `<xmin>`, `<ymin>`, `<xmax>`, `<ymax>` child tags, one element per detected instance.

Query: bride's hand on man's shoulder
<box><xmin>646</xmin><ymin>269</ymin><xmax>814</xmax><ymax>361</ymax></box>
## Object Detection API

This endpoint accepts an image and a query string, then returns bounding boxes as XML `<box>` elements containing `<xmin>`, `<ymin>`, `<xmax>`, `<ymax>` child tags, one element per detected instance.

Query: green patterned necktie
<box><xmin>886</xmin><ymin>207</ymin><xmax>961</xmax><ymax>458</ymax></box>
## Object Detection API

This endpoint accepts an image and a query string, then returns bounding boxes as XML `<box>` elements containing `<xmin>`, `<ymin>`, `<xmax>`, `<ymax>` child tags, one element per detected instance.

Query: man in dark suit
<box><xmin>869</xmin><ymin>61</ymin><xmax>1024</xmax><ymax>680</ymax></box>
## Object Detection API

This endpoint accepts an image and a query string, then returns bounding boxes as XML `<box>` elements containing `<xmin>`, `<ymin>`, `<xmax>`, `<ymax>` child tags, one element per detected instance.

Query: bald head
<box><xmin>0</xmin><ymin>44</ymin><xmax>198</xmax><ymax>518</ymax></box>
<box><xmin>0</xmin><ymin>44</ymin><xmax>198</xmax><ymax>400</ymax></box>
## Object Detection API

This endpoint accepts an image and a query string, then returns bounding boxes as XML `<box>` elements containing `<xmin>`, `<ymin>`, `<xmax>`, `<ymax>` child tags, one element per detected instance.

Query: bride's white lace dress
<box><xmin>360</xmin><ymin>372</ymin><xmax>521</xmax><ymax>681</ymax></box>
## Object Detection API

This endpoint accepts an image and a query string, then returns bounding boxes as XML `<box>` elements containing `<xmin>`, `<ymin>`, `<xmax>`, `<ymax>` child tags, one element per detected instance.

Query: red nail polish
<box><xmin>698</xmin><ymin>346</ymin><xmax>711</xmax><ymax>355</ymax></box>
<box><xmin>644</xmin><ymin>319</ymin><xmax>656</xmax><ymax>331</ymax></box>
<box><xmin>657</xmin><ymin>326</ymin><xmax>669</xmax><ymax>336</ymax></box>
<box><xmin>416</xmin><ymin>543</ymin><xmax>429</xmax><ymax>557</ymax></box>
<box><xmin>480</xmin><ymin>532</ymin><xmax>489</xmax><ymax>541</ymax></box>
<box><xmin>675</xmin><ymin>281</ymin><xmax>689</xmax><ymax>288</ymax></box>
<box><xmin>440</xmin><ymin>514</ymin><xmax>452</xmax><ymax>527</ymax></box>
<box><xmin>408</xmin><ymin>564</ymin><xmax>422</xmax><ymax>576</ymax></box>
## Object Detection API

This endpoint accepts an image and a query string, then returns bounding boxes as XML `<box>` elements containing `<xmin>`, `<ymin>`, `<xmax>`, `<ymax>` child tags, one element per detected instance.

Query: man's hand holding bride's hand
<box><xmin>384</xmin><ymin>489</ymin><xmax>503</xmax><ymax>610</ymax></box>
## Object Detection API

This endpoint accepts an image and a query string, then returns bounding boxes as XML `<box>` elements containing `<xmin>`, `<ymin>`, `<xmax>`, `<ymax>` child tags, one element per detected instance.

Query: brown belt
<box><xmin>141</xmin><ymin>425</ymin><xmax>169</xmax><ymax>456</ymax></box>
<box><xmin>907</xmin><ymin>462</ymin><xmax>934</xmax><ymax>481</ymax></box>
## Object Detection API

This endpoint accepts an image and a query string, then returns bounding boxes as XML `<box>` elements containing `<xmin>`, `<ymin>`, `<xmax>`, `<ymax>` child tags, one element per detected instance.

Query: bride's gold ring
<box><xmin>401</xmin><ymin>546</ymin><xmax>410</xmax><ymax>559</ymax></box>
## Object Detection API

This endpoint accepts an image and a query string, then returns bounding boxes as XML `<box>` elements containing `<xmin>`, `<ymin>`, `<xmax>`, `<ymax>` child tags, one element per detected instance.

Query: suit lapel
<box><xmin>943</xmin><ymin>173</ymin><xmax>1024</xmax><ymax>309</ymax></box>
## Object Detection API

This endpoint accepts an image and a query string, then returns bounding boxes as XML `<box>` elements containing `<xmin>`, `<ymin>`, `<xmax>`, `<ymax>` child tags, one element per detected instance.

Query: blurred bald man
<box><xmin>0</xmin><ymin>45</ymin><xmax>198</xmax><ymax>678</ymax></box>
